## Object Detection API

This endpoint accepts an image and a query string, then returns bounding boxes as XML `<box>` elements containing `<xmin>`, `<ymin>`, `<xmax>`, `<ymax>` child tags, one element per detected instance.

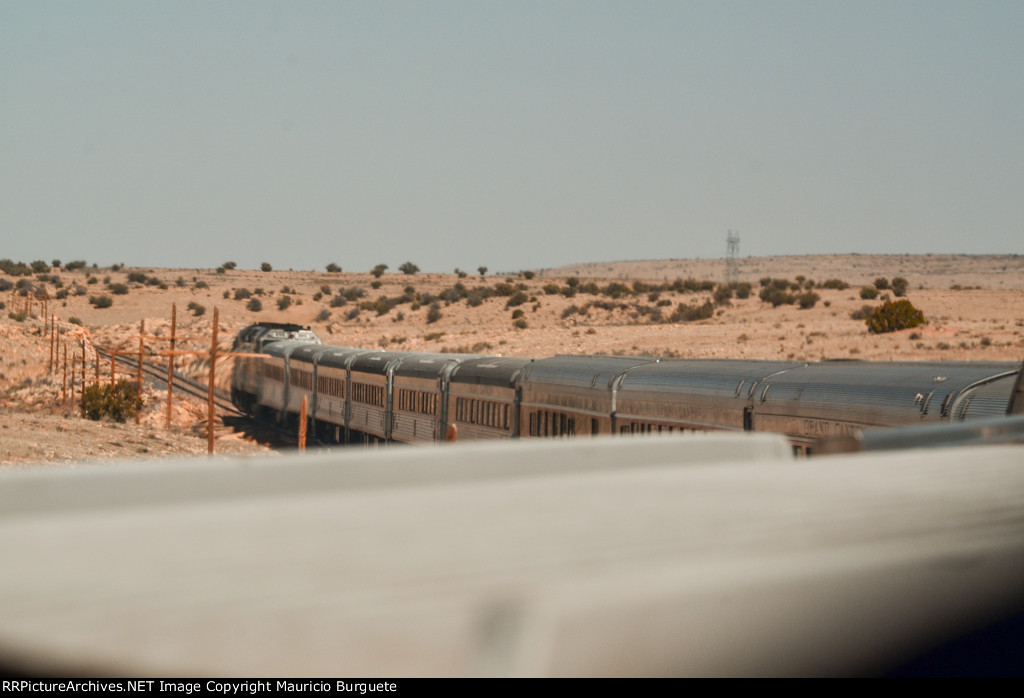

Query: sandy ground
<box><xmin>2</xmin><ymin>253</ymin><xmax>1021</xmax><ymax>466</ymax></box>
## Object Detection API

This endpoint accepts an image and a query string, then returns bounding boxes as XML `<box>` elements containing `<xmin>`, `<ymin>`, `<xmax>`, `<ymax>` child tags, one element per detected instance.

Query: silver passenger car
<box><xmin>518</xmin><ymin>356</ymin><xmax>658</xmax><ymax>437</ymax></box>
<box><xmin>447</xmin><ymin>356</ymin><xmax>533</xmax><ymax>441</ymax></box>
<box><xmin>754</xmin><ymin>360</ymin><xmax>1020</xmax><ymax>452</ymax></box>
<box><xmin>616</xmin><ymin>360</ymin><xmax>802</xmax><ymax>435</ymax></box>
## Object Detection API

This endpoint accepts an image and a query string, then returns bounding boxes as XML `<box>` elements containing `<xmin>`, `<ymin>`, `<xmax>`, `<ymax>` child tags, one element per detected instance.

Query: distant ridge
<box><xmin>540</xmin><ymin>253</ymin><xmax>1024</xmax><ymax>290</ymax></box>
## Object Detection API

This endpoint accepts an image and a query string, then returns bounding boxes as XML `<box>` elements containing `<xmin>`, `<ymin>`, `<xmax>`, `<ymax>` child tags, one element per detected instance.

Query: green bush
<box><xmin>326</xmin><ymin>263</ymin><xmax>341</xmax><ymax>273</ymax></box>
<box><xmin>261</xmin><ymin>262</ymin><xmax>272</xmax><ymax>272</ymax></box>
<box><xmin>234</xmin><ymin>288</ymin><xmax>252</xmax><ymax>300</ymax></box>
<box><xmin>89</xmin><ymin>295</ymin><xmax>113</xmax><ymax>308</ymax></box>
<box><xmin>866</xmin><ymin>299</ymin><xmax>927</xmax><ymax>334</ymax></box>
<box><xmin>371</xmin><ymin>264</ymin><xmax>388</xmax><ymax>278</ymax></box>
<box><xmin>399</xmin><ymin>261</ymin><xmax>419</xmax><ymax>275</ymax></box>
<box><xmin>891</xmin><ymin>276</ymin><xmax>909</xmax><ymax>297</ymax></box>
<box><xmin>277</xmin><ymin>295</ymin><xmax>292</xmax><ymax>311</ymax></box>
<box><xmin>81</xmin><ymin>381</ymin><xmax>142</xmax><ymax>422</ymax></box>
<box><xmin>247</xmin><ymin>298</ymin><xmax>262</xmax><ymax>312</ymax></box>
<box><xmin>187</xmin><ymin>301</ymin><xmax>206</xmax><ymax>316</ymax></box>
<box><xmin>860</xmin><ymin>286</ymin><xmax>879</xmax><ymax>300</ymax></box>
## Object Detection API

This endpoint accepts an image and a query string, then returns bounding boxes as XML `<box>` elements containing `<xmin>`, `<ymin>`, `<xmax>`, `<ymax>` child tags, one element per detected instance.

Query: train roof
<box><xmin>619</xmin><ymin>360</ymin><xmax>803</xmax><ymax>398</ymax></box>
<box><xmin>261</xmin><ymin>339</ymin><xmax>321</xmax><ymax>359</ymax></box>
<box><xmin>756</xmin><ymin>361</ymin><xmax>1019</xmax><ymax>424</ymax></box>
<box><xmin>392</xmin><ymin>353</ymin><xmax>482</xmax><ymax>381</ymax></box>
<box><xmin>449</xmin><ymin>356</ymin><xmax>534</xmax><ymax>388</ymax></box>
<box><xmin>312</xmin><ymin>346</ymin><xmax>381</xmax><ymax>369</ymax></box>
<box><xmin>348</xmin><ymin>351</ymin><xmax>411</xmax><ymax>376</ymax></box>
<box><xmin>521</xmin><ymin>355</ymin><xmax>659</xmax><ymax>390</ymax></box>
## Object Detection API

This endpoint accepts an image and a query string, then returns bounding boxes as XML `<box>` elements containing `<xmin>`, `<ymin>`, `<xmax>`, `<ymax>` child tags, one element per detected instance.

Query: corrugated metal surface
<box><xmin>619</xmin><ymin>360</ymin><xmax>801</xmax><ymax>397</ymax></box>
<box><xmin>450</xmin><ymin>356</ymin><xmax>533</xmax><ymax>388</ymax></box>
<box><xmin>758</xmin><ymin>361</ymin><xmax>1019</xmax><ymax>427</ymax></box>
<box><xmin>522</xmin><ymin>356</ymin><xmax>657</xmax><ymax>390</ymax></box>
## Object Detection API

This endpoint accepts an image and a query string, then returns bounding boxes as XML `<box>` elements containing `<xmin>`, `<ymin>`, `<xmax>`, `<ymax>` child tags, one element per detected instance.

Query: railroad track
<box><xmin>93</xmin><ymin>348</ymin><xmax>300</xmax><ymax>446</ymax></box>
<box><xmin>94</xmin><ymin>347</ymin><xmax>242</xmax><ymax>416</ymax></box>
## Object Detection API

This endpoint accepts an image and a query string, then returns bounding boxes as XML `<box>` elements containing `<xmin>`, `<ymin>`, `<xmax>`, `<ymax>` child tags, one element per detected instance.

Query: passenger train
<box><xmin>231</xmin><ymin>323</ymin><xmax>1023</xmax><ymax>455</ymax></box>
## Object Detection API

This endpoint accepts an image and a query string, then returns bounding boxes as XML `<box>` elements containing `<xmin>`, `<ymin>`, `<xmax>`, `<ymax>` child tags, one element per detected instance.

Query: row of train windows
<box><xmin>261</xmin><ymin>364</ymin><xmax>284</xmax><ymax>383</ymax></box>
<box><xmin>455</xmin><ymin>398</ymin><xmax>510</xmax><ymax>429</ymax></box>
<box><xmin>528</xmin><ymin>410</ymin><xmax>576</xmax><ymax>437</ymax></box>
<box><xmin>397</xmin><ymin>389</ymin><xmax>438</xmax><ymax>415</ymax></box>
<box><xmin>317</xmin><ymin>375</ymin><xmax>345</xmax><ymax>398</ymax></box>
<box><xmin>289</xmin><ymin>369</ymin><xmax>313</xmax><ymax>392</ymax></box>
<box><xmin>619</xmin><ymin>422</ymin><xmax>691</xmax><ymax>435</ymax></box>
<box><xmin>351</xmin><ymin>382</ymin><xmax>385</xmax><ymax>407</ymax></box>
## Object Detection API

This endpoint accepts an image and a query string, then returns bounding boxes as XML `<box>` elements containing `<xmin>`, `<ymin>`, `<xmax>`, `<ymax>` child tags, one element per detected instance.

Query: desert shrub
<box><xmin>866</xmin><ymin>299</ymin><xmax>927</xmax><ymax>334</ymax></box>
<box><xmin>505</xmin><ymin>291</ymin><xmax>529</xmax><ymax>308</ymax></box>
<box><xmin>371</xmin><ymin>264</ymin><xmax>388</xmax><ymax>278</ymax></box>
<box><xmin>68</xmin><ymin>317</ymin><xmax>82</xmax><ymax>325</ymax></box>
<box><xmin>370</xmin><ymin>280</ymin><xmax>382</xmax><ymax>289</ymax></box>
<box><xmin>89</xmin><ymin>295</ymin><xmax>113</xmax><ymax>308</ymax></box>
<box><xmin>223</xmin><ymin>290</ymin><xmax>230</xmax><ymax>299</ymax></box>
<box><xmin>109</xmin><ymin>283</ymin><xmax>129</xmax><ymax>295</ymax></box>
<box><xmin>602</xmin><ymin>282</ymin><xmax>632</xmax><ymax>299</ymax></box>
<box><xmin>874</xmin><ymin>277</ymin><xmax>890</xmax><ymax>290</ymax></box>
<box><xmin>234</xmin><ymin>288</ymin><xmax>252</xmax><ymax>300</ymax></box>
<box><xmin>759</xmin><ymin>285</ymin><xmax>794</xmax><ymax>307</ymax></box>
<box><xmin>797</xmin><ymin>291</ymin><xmax>820</xmax><ymax>309</ymax></box>
<box><xmin>175</xmin><ymin>277</ymin><xmax>187</xmax><ymax>287</ymax></box>
<box><xmin>713</xmin><ymin>285</ymin><xmax>733</xmax><ymax>305</ymax></box>
<box><xmin>315</xmin><ymin>309</ymin><xmax>331</xmax><ymax>322</ymax></box>
<box><xmin>261</xmin><ymin>262</ymin><xmax>272</xmax><ymax>272</ymax></box>
<box><xmin>64</xmin><ymin>260</ymin><xmax>87</xmax><ymax>271</ymax></box>
<box><xmin>222</xmin><ymin>261</ymin><xmax>237</xmax><ymax>270</ymax></box>
<box><xmin>860</xmin><ymin>286</ymin><xmax>879</xmax><ymax>300</ymax></box>
<box><xmin>81</xmin><ymin>381</ymin><xmax>142</xmax><ymax>423</ymax></box>
<box><xmin>187</xmin><ymin>301</ymin><xmax>206</xmax><ymax>316</ymax></box>
<box><xmin>511</xmin><ymin>309</ymin><xmax>524</xmax><ymax>319</ymax></box>
<box><xmin>193</xmin><ymin>280</ymin><xmax>208</xmax><ymax>289</ymax></box>
<box><xmin>370</xmin><ymin>297</ymin><xmax>394</xmax><ymax>315</ymax></box>
<box><xmin>329</xmin><ymin>295</ymin><xmax>348</xmax><ymax>308</ymax></box>
<box><xmin>127</xmin><ymin>272</ymin><xmax>148</xmax><ymax>283</ymax></box>
<box><xmin>466</xmin><ymin>292</ymin><xmax>484</xmax><ymax>307</ymax></box>
<box><xmin>821</xmin><ymin>278</ymin><xmax>849</xmax><ymax>290</ymax></box>
<box><xmin>7</xmin><ymin>311</ymin><xmax>27</xmax><ymax>322</ymax></box>
<box><xmin>542</xmin><ymin>283</ymin><xmax>560</xmax><ymax>295</ymax></box>
<box><xmin>56</xmin><ymin>288</ymin><xmax>69</xmax><ymax>299</ymax></box>
<box><xmin>512</xmin><ymin>317</ymin><xmax>528</xmax><ymax>329</ymax></box>
<box><xmin>345</xmin><ymin>307</ymin><xmax>361</xmax><ymax>321</ymax></box>
<box><xmin>522</xmin><ymin>270</ymin><xmax>535</xmax><ymax>280</ymax></box>
<box><xmin>0</xmin><ymin>279</ymin><xmax>12</xmax><ymax>292</ymax></box>
<box><xmin>51</xmin><ymin>259</ymin><xmax>61</xmax><ymax>268</ymax></box>
<box><xmin>980</xmin><ymin>336</ymin><xmax>992</xmax><ymax>347</ymax></box>
<box><xmin>671</xmin><ymin>300</ymin><xmax>714</xmax><ymax>323</ymax></box>
<box><xmin>398</xmin><ymin>261</ymin><xmax>419</xmax><ymax>275</ymax></box>
<box><xmin>216</xmin><ymin>266</ymin><xmax>226</xmax><ymax>274</ymax></box>
<box><xmin>426</xmin><ymin>302</ymin><xmax>442</xmax><ymax>324</ymax></box>
<box><xmin>247</xmin><ymin>298</ymin><xmax>262</xmax><ymax>312</ymax></box>
<box><xmin>342</xmin><ymin>287</ymin><xmax>366</xmax><ymax>301</ymax></box>
<box><xmin>891</xmin><ymin>276</ymin><xmax>908</xmax><ymax>297</ymax></box>
<box><xmin>477</xmin><ymin>266</ymin><xmax>488</xmax><ymax>277</ymax></box>
<box><xmin>326</xmin><ymin>263</ymin><xmax>341</xmax><ymax>273</ymax></box>
<box><xmin>277</xmin><ymin>295</ymin><xmax>292</xmax><ymax>311</ymax></box>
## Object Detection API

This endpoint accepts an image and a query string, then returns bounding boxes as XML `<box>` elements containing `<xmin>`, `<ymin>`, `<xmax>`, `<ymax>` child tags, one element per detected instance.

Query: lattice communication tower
<box><xmin>725</xmin><ymin>230</ymin><xmax>740</xmax><ymax>285</ymax></box>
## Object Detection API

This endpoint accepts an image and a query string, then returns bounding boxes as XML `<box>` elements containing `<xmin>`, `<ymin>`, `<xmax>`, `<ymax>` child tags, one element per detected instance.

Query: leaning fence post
<box><xmin>136</xmin><ymin>320</ymin><xmax>144</xmax><ymax>425</ymax></box>
<box><xmin>166</xmin><ymin>303</ymin><xmax>176</xmax><ymax>429</ymax></box>
<box><xmin>207</xmin><ymin>307</ymin><xmax>219</xmax><ymax>455</ymax></box>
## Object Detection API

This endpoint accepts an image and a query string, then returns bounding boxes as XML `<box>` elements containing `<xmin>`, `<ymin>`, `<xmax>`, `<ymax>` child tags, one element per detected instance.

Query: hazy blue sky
<box><xmin>2</xmin><ymin>1</ymin><xmax>1022</xmax><ymax>273</ymax></box>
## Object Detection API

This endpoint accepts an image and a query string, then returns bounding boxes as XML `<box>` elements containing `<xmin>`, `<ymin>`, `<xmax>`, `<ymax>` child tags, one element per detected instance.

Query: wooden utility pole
<box><xmin>299</xmin><ymin>396</ymin><xmax>308</xmax><ymax>451</ymax></box>
<box><xmin>166</xmin><ymin>303</ymin><xmax>176</xmax><ymax>429</ymax></box>
<box><xmin>70</xmin><ymin>353</ymin><xmax>76</xmax><ymax>409</ymax></box>
<box><xmin>136</xmin><ymin>320</ymin><xmax>145</xmax><ymax>425</ymax></box>
<box><xmin>207</xmin><ymin>307</ymin><xmax>218</xmax><ymax>454</ymax></box>
<box><xmin>62</xmin><ymin>344</ymin><xmax>67</xmax><ymax>406</ymax></box>
<box><xmin>49</xmin><ymin>320</ymin><xmax>55</xmax><ymax>373</ymax></box>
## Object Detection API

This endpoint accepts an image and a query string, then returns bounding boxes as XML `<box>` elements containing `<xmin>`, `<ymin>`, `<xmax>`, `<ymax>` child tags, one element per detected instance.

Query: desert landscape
<box><xmin>2</xmin><ymin>253</ymin><xmax>1022</xmax><ymax>466</ymax></box>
